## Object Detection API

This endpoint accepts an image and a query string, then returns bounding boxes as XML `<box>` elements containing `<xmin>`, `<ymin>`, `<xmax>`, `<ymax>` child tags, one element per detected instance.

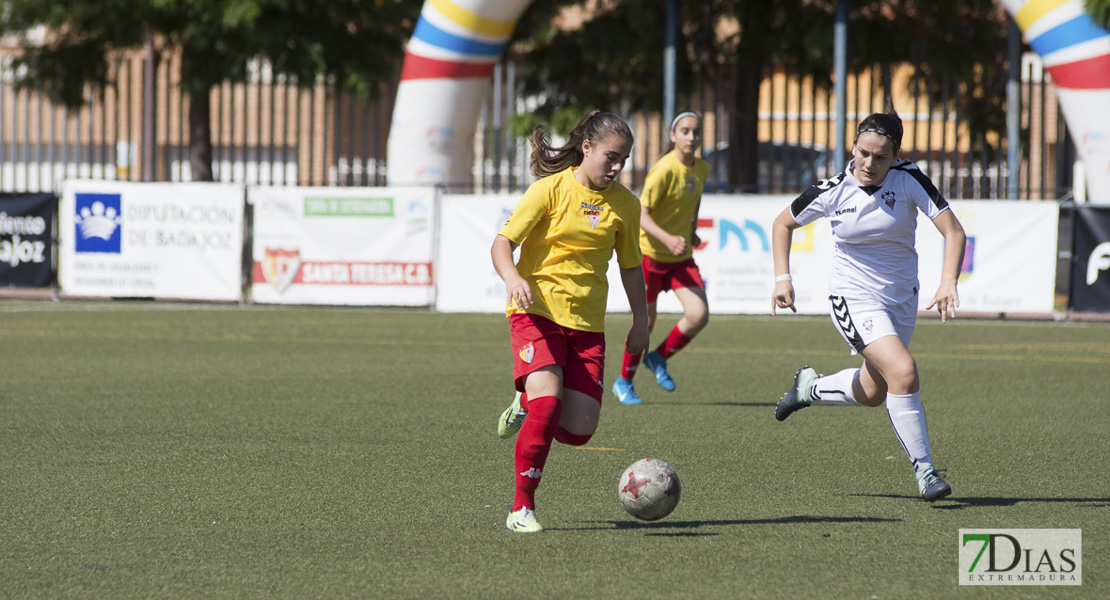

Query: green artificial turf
<box><xmin>1</xmin><ymin>300</ymin><xmax>1107</xmax><ymax>599</ymax></box>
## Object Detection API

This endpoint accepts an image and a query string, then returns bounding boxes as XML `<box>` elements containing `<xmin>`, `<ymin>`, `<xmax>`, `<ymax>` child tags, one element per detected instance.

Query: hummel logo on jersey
<box><xmin>882</xmin><ymin>191</ymin><xmax>897</xmax><ymax>208</ymax></box>
<box><xmin>835</xmin><ymin>207</ymin><xmax>857</xmax><ymax>216</ymax></box>
<box><xmin>520</xmin><ymin>468</ymin><xmax>542</xmax><ymax>479</ymax></box>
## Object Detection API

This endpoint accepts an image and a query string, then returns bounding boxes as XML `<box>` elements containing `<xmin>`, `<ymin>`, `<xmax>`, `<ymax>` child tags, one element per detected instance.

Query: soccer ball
<box><xmin>618</xmin><ymin>458</ymin><xmax>681</xmax><ymax>521</ymax></box>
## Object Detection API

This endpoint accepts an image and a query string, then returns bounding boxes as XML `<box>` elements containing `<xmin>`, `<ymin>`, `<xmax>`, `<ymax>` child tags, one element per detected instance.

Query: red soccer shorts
<box><xmin>509</xmin><ymin>313</ymin><xmax>606</xmax><ymax>402</ymax></box>
<box><xmin>642</xmin><ymin>256</ymin><xmax>705</xmax><ymax>303</ymax></box>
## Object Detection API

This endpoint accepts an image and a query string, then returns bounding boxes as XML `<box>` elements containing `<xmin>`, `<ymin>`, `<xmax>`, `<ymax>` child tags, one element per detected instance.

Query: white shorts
<box><xmin>828</xmin><ymin>294</ymin><xmax>916</xmax><ymax>355</ymax></box>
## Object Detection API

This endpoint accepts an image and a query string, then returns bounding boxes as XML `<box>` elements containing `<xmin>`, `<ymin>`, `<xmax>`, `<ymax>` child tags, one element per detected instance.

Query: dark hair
<box><xmin>529</xmin><ymin>110</ymin><xmax>634</xmax><ymax>178</ymax></box>
<box><xmin>855</xmin><ymin>110</ymin><xmax>903</xmax><ymax>151</ymax></box>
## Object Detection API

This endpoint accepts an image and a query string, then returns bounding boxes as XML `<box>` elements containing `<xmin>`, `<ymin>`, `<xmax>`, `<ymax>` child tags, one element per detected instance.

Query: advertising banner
<box><xmin>0</xmin><ymin>193</ymin><xmax>55</xmax><ymax>288</ymax></box>
<box><xmin>249</xmin><ymin>186</ymin><xmax>436</xmax><ymax>306</ymax></box>
<box><xmin>58</xmin><ymin>181</ymin><xmax>245</xmax><ymax>300</ymax></box>
<box><xmin>435</xmin><ymin>194</ymin><xmax>528</xmax><ymax>313</ymax></box>
<box><xmin>917</xmin><ymin>201</ymin><xmax>1058</xmax><ymax>314</ymax></box>
<box><xmin>436</xmin><ymin>194</ymin><xmax>830</xmax><ymax>315</ymax></box>
<box><xmin>1070</xmin><ymin>206</ymin><xmax>1110</xmax><ymax>312</ymax></box>
<box><xmin>438</xmin><ymin>195</ymin><xmax>1059</xmax><ymax>316</ymax></box>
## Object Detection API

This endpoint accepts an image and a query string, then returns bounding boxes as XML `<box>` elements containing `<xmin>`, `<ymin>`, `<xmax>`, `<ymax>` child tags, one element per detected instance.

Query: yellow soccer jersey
<box><xmin>639</xmin><ymin>151</ymin><xmax>710</xmax><ymax>262</ymax></box>
<box><xmin>499</xmin><ymin>167</ymin><xmax>643</xmax><ymax>332</ymax></box>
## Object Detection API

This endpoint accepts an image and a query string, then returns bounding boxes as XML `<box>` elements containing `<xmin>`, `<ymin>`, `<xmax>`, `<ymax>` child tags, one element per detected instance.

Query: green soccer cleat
<box><xmin>775</xmin><ymin>366</ymin><xmax>818</xmax><ymax>421</ymax></box>
<box><xmin>642</xmin><ymin>351</ymin><xmax>676</xmax><ymax>391</ymax></box>
<box><xmin>916</xmin><ymin>467</ymin><xmax>952</xmax><ymax>501</ymax></box>
<box><xmin>497</xmin><ymin>392</ymin><xmax>527</xmax><ymax>439</ymax></box>
<box><xmin>506</xmin><ymin>507</ymin><xmax>543</xmax><ymax>533</ymax></box>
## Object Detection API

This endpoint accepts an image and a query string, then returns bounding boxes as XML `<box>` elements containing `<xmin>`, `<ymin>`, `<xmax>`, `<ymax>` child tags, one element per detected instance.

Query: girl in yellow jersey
<box><xmin>613</xmin><ymin>112</ymin><xmax>711</xmax><ymax>405</ymax></box>
<box><xmin>493</xmin><ymin>110</ymin><xmax>650</xmax><ymax>533</ymax></box>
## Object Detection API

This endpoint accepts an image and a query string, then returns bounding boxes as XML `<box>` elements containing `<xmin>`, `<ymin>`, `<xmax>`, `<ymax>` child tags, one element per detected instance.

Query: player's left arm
<box><xmin>620</xmin><ymin>265</ymin><xmax>650</xmax><ymax>355</ymax></box>
<box><xmin>617</xmin><ymin>198</ymin><xmax>650</xmax><ymax>354</ymax></box>
<box><xmin>926</xmin><ymin>209</ymin><xmax>966</xmax><ymax>323</ymax></box>
<box><xmin>690</xmin><ymin>198</ymin><xmax>702</xmax><ymax>249</ymax></box>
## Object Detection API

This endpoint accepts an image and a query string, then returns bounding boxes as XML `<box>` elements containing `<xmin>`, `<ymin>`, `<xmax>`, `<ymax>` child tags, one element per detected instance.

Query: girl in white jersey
<box><xmin>769</xmin><ymin>110</ymin><xmax>966</xmax><ymax>502</ymax></box>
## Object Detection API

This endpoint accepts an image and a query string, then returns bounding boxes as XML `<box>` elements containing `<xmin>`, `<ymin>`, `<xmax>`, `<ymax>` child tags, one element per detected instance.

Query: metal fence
<box><xmin>2</xmin><ymin>46</ymin><xmax>1074</xmax><ymax>199</ymax></box>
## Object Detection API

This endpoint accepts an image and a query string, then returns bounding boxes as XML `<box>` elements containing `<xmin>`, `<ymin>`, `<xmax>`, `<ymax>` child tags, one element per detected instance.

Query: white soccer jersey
<box><xmin>790</xmin><ymin>159</ymin><xmax>950</xmax><ymax>305</ymax></box>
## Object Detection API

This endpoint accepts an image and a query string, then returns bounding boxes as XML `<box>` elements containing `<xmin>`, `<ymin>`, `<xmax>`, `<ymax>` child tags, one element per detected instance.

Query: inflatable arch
<box><xmin>1002</xmin><ymin>0</ymin><xmax>1110</xmax><ymax>200</ymax></box>
<box><xmin>388</xmin><ymin>0</ymin><xmax>1110</xmax><ymax>200</ymax></box>
<box><xmin>386</xmin><ymin>0</ymin><xmax>533</xmax><ymax>190</ymax></box>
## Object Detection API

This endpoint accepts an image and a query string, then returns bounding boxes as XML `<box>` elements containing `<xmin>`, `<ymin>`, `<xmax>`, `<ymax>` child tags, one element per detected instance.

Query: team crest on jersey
<box><xmin>519</xmin><ymin>342</ymin><xmax>535</xmax><ymax>363</ymax></box>
<box><xmin>581</xmin><ymin>202</ymin><xmax>603</xmax><ymax>228</ymax></box>
<box><xmin>882</xmin><ymin>191</ymin><xmax>897</xmax><ymax>208</ymax></box>
<box><xmin>685</xmin><ymin>175</ymin><xmax>697</xmax><ymax>193</ymax></box>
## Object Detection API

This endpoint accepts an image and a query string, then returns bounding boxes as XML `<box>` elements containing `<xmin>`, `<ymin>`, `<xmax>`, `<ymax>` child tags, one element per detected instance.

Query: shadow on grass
<box><xmin>707</xmin><ymin>401</ymin><xmax>776</xmax><ymax>408</ymax></box>
<box><xmin>555</xmin><ymin>514</ymin><xmax>901</xmax><ymax>532</ymax></box>
<box><xmin>853</xmin><ymin>494</ymin><xmax>1110</xmax><ymax>509</ymax></box>
<box><xmin>627</xmin><ymin>401</ymin><xmax>776</xmax><ymax>408</ymax></box>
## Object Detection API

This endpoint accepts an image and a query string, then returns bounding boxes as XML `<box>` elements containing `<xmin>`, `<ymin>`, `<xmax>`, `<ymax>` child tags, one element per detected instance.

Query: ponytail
<box><xmin>529</xmin><ymin>110</ymin><xmax>633</xmax><ymax>178</ymax></box>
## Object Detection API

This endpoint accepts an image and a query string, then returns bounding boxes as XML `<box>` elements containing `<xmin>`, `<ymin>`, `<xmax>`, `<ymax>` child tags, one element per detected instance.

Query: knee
<box><xmin>886</xmin><ymin>360</ymin><xmax>919</xmax><ymax>394</ymax></box>
<box><xmin>694</xmin><ymin>309</ymin><xmax>709</xmax><ymax>330</ymax></box>
<box><xmin>892</xmin><ymin>357</ymin><xmax>919</xmax><ymax>390</ymax></box>
<box><xmin>684</xmin><ymin>307</ymin><xmax>709</xmax><ymax>332</ymax></box>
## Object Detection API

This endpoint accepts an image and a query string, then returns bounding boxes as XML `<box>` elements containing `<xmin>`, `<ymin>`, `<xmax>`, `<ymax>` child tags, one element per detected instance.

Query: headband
<box><xmin>670</xmin><ymin>111</ymin><xmax>701</xmax><ymax>132</ymax></box>
<box><xmin>856</xmin><ymin>126</ymin><xmax>897</xmax><ymax>144</ymax></box>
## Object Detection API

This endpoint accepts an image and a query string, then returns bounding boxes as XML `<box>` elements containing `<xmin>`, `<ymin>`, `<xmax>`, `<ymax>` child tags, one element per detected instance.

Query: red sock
<box><xmin>657</xmin><ymin>325</ymin><xmax>694</xmax><ymax>359</ymax></box>
<box><xmin>554</xmin><ymin>426</ymin><xmax>593</xmax><ymax>446</ymax></box>
<box><xmin>619</xmin><ymin>350</ymin><xmax>642</xmax><ymax>380</ymax></box>
<box><xmin>512</xmin><ymin>395</ymin><xmax>561</xmax><ymax>511</ymax></box>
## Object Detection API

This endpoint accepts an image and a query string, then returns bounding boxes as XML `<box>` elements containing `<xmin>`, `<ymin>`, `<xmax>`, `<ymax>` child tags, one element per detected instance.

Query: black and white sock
<box><xmin>811</xmin><ymin>368</ymin><xmax>862</xmax><ymax>406</ymax></box>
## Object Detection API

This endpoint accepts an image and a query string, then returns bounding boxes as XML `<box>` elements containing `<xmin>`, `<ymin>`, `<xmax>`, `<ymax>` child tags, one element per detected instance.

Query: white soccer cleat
<box><xmin>505</xmin><ymin>507</ymin><xmax>543</xmax><ymax>533</ymax></box>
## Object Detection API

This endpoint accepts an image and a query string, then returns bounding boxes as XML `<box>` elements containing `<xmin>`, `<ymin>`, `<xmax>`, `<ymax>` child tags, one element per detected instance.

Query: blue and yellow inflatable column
<box><xmin>387</xmin><ymin>0</ymin><xmax>532</xmax><ymax>189</ymax></box>
<box><xmin>1002</xmin><ymin>0</ymin><xmax>1110</xmax><ymax>200</ymax></box>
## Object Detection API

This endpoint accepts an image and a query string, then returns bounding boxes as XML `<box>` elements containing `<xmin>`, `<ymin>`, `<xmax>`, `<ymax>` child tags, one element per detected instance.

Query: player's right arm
<box><xmin>640</xmin><ymin>205</ymin><xmax>686</xmax><ymax>256</ymax></box>
<box><xmin>771</xmin><ymin>208</ymin><xmax>800</xmax><ymax>315</ymax></box>
<box><xmin>491</xmin><ymin>235</ymin><xmax>531</xmax><ymax>309</ymax></box>
<box><xmin>495</xmin><ymin>183</ymin><xmax>552</xmax><ymax>310</ymax></box>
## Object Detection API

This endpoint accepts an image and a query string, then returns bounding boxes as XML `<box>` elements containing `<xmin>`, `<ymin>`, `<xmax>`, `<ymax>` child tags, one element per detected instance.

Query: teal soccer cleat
<box><xmin>916</xmin><ymin>467</ymin><xmax>952</xmax><ymax>501</ymax></box>
<box><xmin>642</xmin><ymin>351</ymin><xmax>676</xmax><ymax>391</ymax></box>
<box><xmin>612</xmin><ymin>377</ymin><xmax>643</xmax><ymax>405</ymax></box>
<box><xmin>775</xmin><ymin>366</ymin><xmax>818</xmax><ymax>421</ymax></box>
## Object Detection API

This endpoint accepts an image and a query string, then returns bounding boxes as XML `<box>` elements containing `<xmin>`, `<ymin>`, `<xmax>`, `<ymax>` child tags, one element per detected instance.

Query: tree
<box><xmin>507</xmin><ymin>0</ymin><xmax>1009</xmax><ymax>192</ymax></box>
<box><xmin>507</xmin><ymin>0</ymin><xmax>841</xmax><ymax>191</ymax></box>
<box><xmin>1086</xmin><ymin>0</ymin><xmax>1110</xmax><ymax>28</ymax></box>
<box><xmin>1</xmin><ymin>0</ymin><xmax>418</xmax><ymax>181</ymax></box>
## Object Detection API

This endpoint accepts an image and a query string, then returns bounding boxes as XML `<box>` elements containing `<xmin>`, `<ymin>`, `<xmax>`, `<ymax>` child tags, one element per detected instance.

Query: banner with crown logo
<box><xmin>58</xmin><ymin>180</ymin><xmax>244</xmax><ymax>300</ymax></box>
